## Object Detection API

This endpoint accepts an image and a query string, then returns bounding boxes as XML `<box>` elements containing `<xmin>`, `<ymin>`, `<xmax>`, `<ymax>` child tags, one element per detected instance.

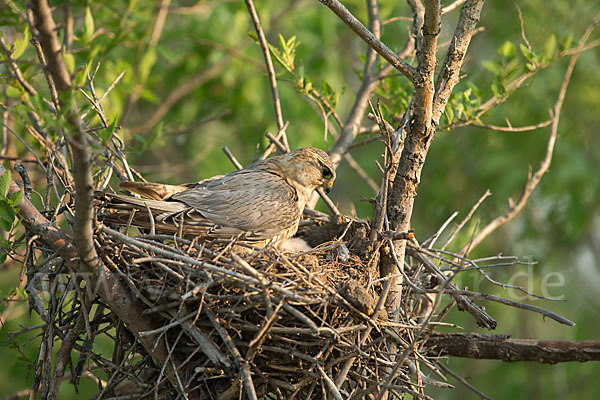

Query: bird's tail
<box><xmin>119</xmin><ymin>181</ymin><xmax>189</xmax><ymax>200</ymax></box>
<box><xmin>95</xmin><ymin>191</ymin><xmax>205</xmax><ymax>236</ymax></box>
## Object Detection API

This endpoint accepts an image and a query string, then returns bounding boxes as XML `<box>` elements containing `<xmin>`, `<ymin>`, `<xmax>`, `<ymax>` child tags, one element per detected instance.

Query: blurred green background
<box><xmin>1</xmin><ymin>0</ymin><xmax>599</xmax><ymax>398</ymax></box>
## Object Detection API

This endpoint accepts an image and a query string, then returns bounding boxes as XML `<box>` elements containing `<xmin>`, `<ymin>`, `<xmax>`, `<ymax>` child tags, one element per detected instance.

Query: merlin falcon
<box><xmin>99</xmin><ymin>147</ymin><xmax>336</xmax><ymax>248</ymax></box>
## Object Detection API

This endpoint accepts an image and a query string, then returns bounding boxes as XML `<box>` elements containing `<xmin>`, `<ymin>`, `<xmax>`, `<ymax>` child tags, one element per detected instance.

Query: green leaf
<box><xmin>9</xmin><ymin>190</ymin><xmax>22</xmax><ymax>207</ymax></box>
<box><xmin>444</xmin><ymin>105</ymin><xmax>454</xmax><ymax>124</ymax></box>
<box><xmin>83</xmin><ymin>7</ymin><xmax>95</xmax><ymax>43</ymax></box>
<box><xmin>63</xmin><ymin>52</ymin><xmax>75</xmax><ymax>75</ymax></box>
<box><xmin>321</xmin><ymin>80</ymin><xmax>340</xmax><ymax>109</ymax></box>
<box><xmin>519</xmin><ymin>43</ymin><xmax>534</xmax><ymax>60</ymax></box>
<box><xmin>0</xmin><ymin>200</ymin><xmax>14</xmax><ymax>223</ymax></box>
<box><xmin>0</xmin><ymin>216</ymin><xmax>12</xmax><ymax>232</ymax></box>
<box><xmin>560</xmin><ymin>34</ymin><xmax>574</xmax><ymax>51</ymax></box>
<box><xmin>498</xmin><ymin>41</ymin><xmax>515</xmax><ymax>58</ymax></box>
<box><xmin>0</xmin><ymin>170</ymin><xmax>10</xmax><ymax>198</ymax></box>
<box><xmin>76</xmin><ymin>61</ymin><xmax>94</xmax><ymax>87</ymax></box>
<box><xmin>247</xmin><ymin>31</ymin><xmax>258</xmax><ymax>42</ymax></box>
<box><xmin>16</xmin><ymin>287</ymin><xmax>27</xmax><ymax>299</ymax></box>
<box><xmin>100</xmin><ymin>117</ymin><xmax>119</xmax><ymax>143</ymax></box>
<box><xmin>482</xmin><ymin>60</ymin><xmax>501</xmax><ymax>75</ymax></box>
<box><xmin>12</xmin><ymin>27</ymin><xmax>30</xmax><ymax>59</ymax></box>
<box><xmin>303</xmin><ymin>76</ymin><xmax>312</xmax><ymax>93</ymax></box>
<box><xmin>490</xmin><ymin>82</ymin><xmax>502</xmax><ymax>97</ymax></box>
<box><xmin>0</xmin><ymin>252</ymin><xmax>6</xmax><ymax>265</ymax></box>
<box><xmin>544</xmin><ymin>34</ymin><xmax>557</xmax><ymax>60</ymax></box>
<box><xmin>5</xmin><ymin>86</ymin><xmax>22</xmax><ymax>98</ymax></box>
<box><xmin>139</xmin><ymin>48</ymin><xmax>156</xmax><ymax>83</ymax></box>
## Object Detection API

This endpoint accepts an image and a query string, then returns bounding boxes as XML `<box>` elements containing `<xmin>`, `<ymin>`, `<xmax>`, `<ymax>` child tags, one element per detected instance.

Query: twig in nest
<box><xmin>206</xmin><ymin>308</ymin><xmax>258</xmax><ymax>400</ymax></box>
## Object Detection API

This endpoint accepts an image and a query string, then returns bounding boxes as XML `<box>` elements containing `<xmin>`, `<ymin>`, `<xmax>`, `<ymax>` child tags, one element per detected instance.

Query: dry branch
<box><xmin>428</xmin><ymin>333</ymin><xmax>600</xmax><ymax>363</ymax></box>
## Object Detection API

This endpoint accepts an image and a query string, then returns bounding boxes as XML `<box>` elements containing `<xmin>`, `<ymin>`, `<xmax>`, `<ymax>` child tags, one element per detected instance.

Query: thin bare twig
<box><xmin>206</xmin><ymin>308</ymin><xmax>258</xmax><ymax>400</ymax></box>
<box><xmin>441</xmin><ymin>189</ymin><xmax>491</xmax><ymax>251</ymax></box>
<box><xmin>222</xmin><ymin>146</ymin><xmax>243</xmax><ymax>170</ymax></box>
<box><xmin>471</xmin><ymin>117</ymin><xmax>553</xmax><ymax>132</ymax></box>
<box><xmin>245</xmin><ymin>0</ymin><xmax>289</xmax><ymax>151</ymax></box>
<box><xmin>318</xmin><ymin>0</ymin><xmax>417</xmax><ymax>83</ymax></box>
<box><xmin>426</xmin><ymin>288</ymin><xmax>574</xmax><ymax>326</ymax></box>
<box><xmin>442</xmin><ymin>0</ymin><xmax>467</xmax><ymax>14</ymax></box>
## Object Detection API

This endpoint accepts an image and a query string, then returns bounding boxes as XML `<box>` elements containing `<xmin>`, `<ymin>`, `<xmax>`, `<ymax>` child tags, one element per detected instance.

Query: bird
<box><xmin>98</xmin><ymin>147</ymin><xmax>336</xmax><ymax>249</ymax></box>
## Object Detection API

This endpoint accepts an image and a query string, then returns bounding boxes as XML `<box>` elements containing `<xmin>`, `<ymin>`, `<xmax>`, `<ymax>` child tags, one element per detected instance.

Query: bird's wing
<box><xmin>119</xmin><ymin>174</ymin><xmax>226</xmax><ymax>200</ymax></box>
<box><xmin>98</xmin><ymin>192</ymin><xmax>188</xmax><ymax>213</ymax></box>
<box><xmin>170</xmin><ymin>170</ymin><xmax>300</xmax><ymax>241</ymax></box>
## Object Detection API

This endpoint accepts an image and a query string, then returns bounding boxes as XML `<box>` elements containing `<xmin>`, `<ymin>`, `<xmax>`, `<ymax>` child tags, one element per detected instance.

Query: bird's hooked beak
<box><xmin>324</xmin><ymin>181</ymin><xmax>333</xmax><ymax>194</ymax></box>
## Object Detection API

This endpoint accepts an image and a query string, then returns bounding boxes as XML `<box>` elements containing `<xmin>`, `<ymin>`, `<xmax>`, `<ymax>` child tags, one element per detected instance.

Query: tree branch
<box><xmin>383</xmin><ymin>0</ymin><xmax>485</xmax><ymax>324</ymax></box>
<box><xmin>432</xmin><ymin>0</ymin><xmax>485</xmax><ymax>123</ymax></box>
<box><xmin>27</xmin><ymin>0</ymin><xmax>185</xmax><ymax>392</ymax></box>
<box><xmin>412</xmin><ymin>0</ymin><xmax>441</xmax><ymax>136</ymax></box>
<box><xmin>0</xmin><ymin>166</ymin><xmax>181</xmax><ymax>387</ymax></box>
<box><xmin>29</xmin><ymin>0</ymin><xmax>71</xmax><ymax>92</ymax></box>
<box><xmin>30</xmin><ymin>0</ymin><xmax>97</xmax><ymax>274</ymax></box>
<box><xmin>328</xmin><ymin>0</ymin><xmax>382</xmax><ymax>167</ymax></box>
<box><xmin>318</xmin><ymin>0</ymin><xmax>417</xmax><ymax>82</ymax></box>
<box><xmin>427</xmin><ymin>333</ymin><xmax>600</xmax><ymax>363</ymax></box>
<box><xmin>246</xmin><ymin>0</ymin><xmax>289</xmax><ymax>151</ymax></box>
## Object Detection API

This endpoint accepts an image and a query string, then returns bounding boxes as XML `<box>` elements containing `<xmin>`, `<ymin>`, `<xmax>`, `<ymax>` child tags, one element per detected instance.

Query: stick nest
<box><xmin>91</xmin><ymin>212</ymin><xmax>416</xmax><ymax>399</ymax></box>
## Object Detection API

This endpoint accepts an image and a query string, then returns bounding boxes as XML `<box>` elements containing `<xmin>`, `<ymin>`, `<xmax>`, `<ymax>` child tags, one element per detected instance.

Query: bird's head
<box><xmin>276</xmin><ymin>147</ymin><xmax>336</xmax><ymax>194</ymax></box>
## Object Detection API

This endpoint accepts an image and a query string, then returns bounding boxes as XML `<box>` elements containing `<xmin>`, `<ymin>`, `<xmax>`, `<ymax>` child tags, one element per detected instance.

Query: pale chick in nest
<box><xmin>100</xmin><ymin>147</ymin><xmax>335</xmax><ymax>251</ymax></box>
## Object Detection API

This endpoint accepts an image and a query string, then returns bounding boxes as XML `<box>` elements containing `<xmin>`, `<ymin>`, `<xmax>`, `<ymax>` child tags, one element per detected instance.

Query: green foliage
<box><xmin>267</xmin><ymin>34</ymin><xmax>300</xmax><ymax>74</ymax></box>
<box><xmin>11</xmin><ymin>26</ymin><xmax>29</xmax><ymax>60</ymax></box>
<box><xmin>82</xmin><ymin>7</ymin><xmax>95</xmax><ymax>44</ymax></box>
<box><xmin>443</xmin><ymin>86</ymin><xmax>483</xmax><ymax>125</ymax></box>
<box><xmin>263</xmin><ymin>32</ymin><xmax>344</xmax><ymax>124</ymax></box>
<box><xmin>0</xmin><ymin>169</ymin><xmax>21</xmax><ymax>263</ymax></box>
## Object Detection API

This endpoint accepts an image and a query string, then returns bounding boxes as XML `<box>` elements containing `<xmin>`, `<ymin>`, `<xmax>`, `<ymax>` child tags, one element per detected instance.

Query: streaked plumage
<box><xmin>98</xmin><ymin>147</ymin><xmax>335</xmax><ymax>248</ymax></box>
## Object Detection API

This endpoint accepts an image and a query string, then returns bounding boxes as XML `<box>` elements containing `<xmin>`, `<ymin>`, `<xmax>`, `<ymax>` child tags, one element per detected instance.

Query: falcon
<box><xmin>99</xmin><ymin>147</ymin><xmax>335</xmax><ymax>248</ymax></box>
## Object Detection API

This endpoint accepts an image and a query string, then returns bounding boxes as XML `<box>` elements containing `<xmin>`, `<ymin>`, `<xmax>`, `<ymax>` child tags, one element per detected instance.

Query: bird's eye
<box><xmin>322</xmin><ymin>167</ymin><xmax>333</xmax><ymax>179</ymax></box>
